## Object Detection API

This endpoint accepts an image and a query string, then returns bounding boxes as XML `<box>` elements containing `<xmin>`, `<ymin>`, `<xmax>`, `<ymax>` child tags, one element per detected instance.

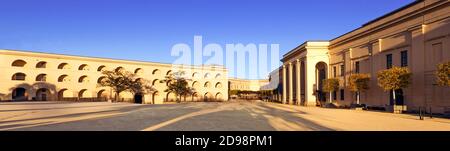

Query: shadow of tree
<box><xmin>6</xmin><ymin>82</ymin><xmax>57</xmax><ymax>101</ymax></box>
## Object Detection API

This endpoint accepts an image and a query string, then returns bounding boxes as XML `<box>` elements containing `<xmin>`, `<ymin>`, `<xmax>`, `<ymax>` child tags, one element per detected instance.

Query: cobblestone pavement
<box><xmin>1</xmin><ymin>100</ymin><xmax>449</xmax><ymax>131</ymax></box>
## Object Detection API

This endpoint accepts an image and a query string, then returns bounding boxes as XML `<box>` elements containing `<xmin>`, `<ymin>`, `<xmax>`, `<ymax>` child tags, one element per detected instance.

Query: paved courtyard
<box><xmin>0</xmin><ymin>100</ymin><xmax>449</xmax><ymax>131</ymax></box>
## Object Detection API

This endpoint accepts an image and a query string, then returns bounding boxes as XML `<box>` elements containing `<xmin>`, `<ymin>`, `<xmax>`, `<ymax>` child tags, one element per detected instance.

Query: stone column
<box><xmin>282</xmin><ymin>65</ymin><xmax>287</xmax><ymax>104</ymax></box>
<box><xmin>296</xmin><ymin>59</ymin><xmax>301</xmax><ymax>106</ymax></box>
<box><xmin>288</xmin><ymin>62</ymin><xmax>293</xmax><ymax>104</ymax></box>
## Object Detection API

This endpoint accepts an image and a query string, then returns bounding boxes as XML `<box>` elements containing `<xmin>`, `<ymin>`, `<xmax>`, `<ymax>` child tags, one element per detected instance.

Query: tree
<box><xmin>436</xmin><ymin>61</ymin><xmax>450</xmax><ymax>86</ymax></box>
<box><xmin>98</xmin><ymin>70</ymin><xmax>135</xmax><ymax>102</ymax></box>
<box><xmin>98</xmin><ymin>70</ymin><xmax>155</xmax><ymax>102</ymax></box>
<box><xmin>377</xmin><ymin>67</ymin><xmax>411</xmax><ymax>106</ymax></box>
<box><xmin>322</xmin><ymin>78</ymin><xmax>340</xmax><ymax>103</ymax></box>
<box><xmin>348</xmin><ymin>74</ymin><xmax>371</xmax><ymax>105</ymax></box>
<box><xmin>129</xmin><ymin>78</ymin><xmax>157</xmax><ymax>96</ymax></box>
<box><xmin>161</xmin><ymin>71</ymin><xmax>194</xmax><ymax>103</ymax></box>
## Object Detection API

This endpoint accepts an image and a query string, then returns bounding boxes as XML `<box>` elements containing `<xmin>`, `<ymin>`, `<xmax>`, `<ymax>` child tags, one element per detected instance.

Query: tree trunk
<box><xmin>329</xmin><ymin>92</ymin><xmax>332</xmax><ymax>103</ymax></box>
<box><xmin>356</xmin><ymin>91</ymin><xmax>360</xmax><ymax>105</ymax></box>
<box><xmin>392</xmin><ymin>89</ymin><xmax>396</xmax><ymax>106</ymax></box>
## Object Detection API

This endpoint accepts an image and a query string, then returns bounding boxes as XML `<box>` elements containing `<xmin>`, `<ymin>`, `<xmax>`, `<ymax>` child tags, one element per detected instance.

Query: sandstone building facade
<box><xmin>0</xmin><ymin>49</ymin><xmax>229</xmax><ymax>104</ymax></box>
<box><xmin>275</xmin><ymin>0</ymin><xmax>450</xmax><ymax>114</ymax></box>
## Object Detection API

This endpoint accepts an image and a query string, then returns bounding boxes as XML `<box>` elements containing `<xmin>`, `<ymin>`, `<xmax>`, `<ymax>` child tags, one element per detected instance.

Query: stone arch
<box><xmin>36</xmin><ymin>88</ymin><xmax>51</xmax><ymax>101</ymax></box>
<box><xmin>152</xmin><ymin>69</ymin><xmax>160</xmax><ymax>75</ymax></box>
<box><xmin>78</xmin><ymin>75</ymin><xmax>89</xmax><ymax>83</ymax></box>
<box><xmin>192</xmin><ymin>72</ymin><xmax>199</xmax><ymax>78</ymax></box>
<box><xmin>215</xmin><ymin>92</ymin><xmax>223</xmax><ymax>101</ymax></box>
<box><xmin>204</xmin><ymin>73</ymin><xmax>211</xmax><ymax>78</ymax></box>
<box><xmin>58</xmin><ymin>63</ymin><xmax>71</xmax><ymax>69</ymax></box>
<box><xmin>78</xmin><ymin>64</ymin><xmax>90</xmax><ymax>71</ymax></box>
<box><xmin>204</xmin><ymin>82</ymin><xmax>211</xmax><ymax>88</ymax></box>
<box><xmin>204</xmin><ymin>92</ymin><xmax>213</xmax><ymax>102</ymax></box>
<box><xmin>58</xmin><ymin>75</ymin><xmax>70</xmax><ymax>82</ymax></box>
<box><xmin>315</xmin><ymin>61</ymin><xmax>328</xmax><ymax>102</ymax></box>
<box><xmin>192</xmin><ymin>81</ymin><xmax>199</xmax><ymax>88</ymax></box>
<box><xmin>58</xmin><ymin>89</ymin><xmax>69</xmax><ymax>100</ymax></box>
<box><xmin>12</xmin><ymin>72</ymin><xmax>26</xmax><ymax>81</ymax></box>
<box><xmin>152</xmin><ymin>91</ymin><xmax>161</xmax><ymax>104</ymax></box>
<box><xmin>166</xmin><ymin>70</ymin><xmax>172</xmax><ymax>75</ymax></box>
<box><xmin>215</xmin><ymin>82</ymin><xmax>222</xmax><ymax>88</ymax></box>
<box><xmin>97</xmin><ymin>65</ymin><xmax>106</xmax><ymax>72</ymax></box>
<box><xmin>11</xmin><ymin>59</ymin><xmax>27</xmax><ymax>67</ymax></box>
<box><xmin>12</xmin><ymin>87</ymin><xmax>28</xmax><ymax>101</ymax></box>
<box><xmin>97</xmin><ymin>89</ymin><xmax>109</xmax><ymax>101</ymax></box>
<box><xmin>152</xmin><ymin>79</ymin><xmax>160</xmax><ymax>86</ymax></box>
<box><xmin>97</xmin><ymin>76</ymin><xmax>107</xmax><ymax>84</ymax></box>
<box><xmin>215</xmin><ymin>73</ymin><xmax>222</xmax><ymax>79</ymax></box>
<box><xmin>192</xmin><ymin>92</ymin><xmax>200</xmax><ymax>102</ymax></box>
<box><xmin>135</xmin><ymin>68</ymin><xmax>144</xmax><ymax>75</ymax></box>
<box><xmin>36</xmin><ymin>74</ymin><xmax>47</xmax><ymax>82</ymax></box>
<box><xmin>166</xmin><ymin>92</ymin><xmax>177</xmax><ymax>102</ymax></box>
<box><xmin>36</xmin><ymin>61</ymin><xmax>47</xmax><ymax>68</ymax></box>
<box><xmin>78</xmin><ymin>89</ymin><xmax>89</xmax><ymax>98</ymax></box>
<box><xmin>115</xmin><ymin>67</ymin><xmax>124</xmax><ymax>72</ymax></box>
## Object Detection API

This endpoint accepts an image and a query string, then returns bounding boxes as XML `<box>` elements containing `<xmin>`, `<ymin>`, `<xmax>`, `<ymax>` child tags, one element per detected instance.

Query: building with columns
<box><xmin>0</xmin><ymin>49</ymin><xmax>229</xmax><ymax>104</ymax></box>
<box><xmin>273</xmin><ymin>0</ymin><xmax>450</xmax><ymax>114</ymax></box>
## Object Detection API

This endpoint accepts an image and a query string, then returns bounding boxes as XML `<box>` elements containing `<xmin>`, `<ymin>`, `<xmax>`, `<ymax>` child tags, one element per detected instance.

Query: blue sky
<box><xmin>0</xmin><ymin>0</ymin><xmax>414</xmax><ymax>79</ymax></box>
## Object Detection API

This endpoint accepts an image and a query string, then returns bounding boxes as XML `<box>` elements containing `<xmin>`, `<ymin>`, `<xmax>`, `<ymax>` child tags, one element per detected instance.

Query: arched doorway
<box><xmin>192</xmin><ymin>92</ymin><xmax>199</xmax><ymax>102</ymax></box>
<box><xmin>315</xmin><ymin>62</ymin><xmax>328</xmax><ymax>104</ymax></box>
<box><xmin>36</xmin><ymin>88</ymin><xmax>51</xmax><ymax>101</ymax></box>
<box><xmin>97</xmin><ymin>90</ymin><xmax>109</xmax><ymax>101</ymax></box>
<box><xmin>204</xmin><ymin>92</ymin><xmax>212</xmax><ymax>102</ymax></box>
<box><xmin>12</xmin><ymin>87</ymin><xmax>27</xmax><ymax>101</ymax></box>
<box><xmin>58</xmin><ymin>89</ymin><xmax>68</xmax><ymax>101</ymax></box>
<box><xmin>215</xmin><ymin>93</ymin><xmax>223</xmax><ymax>101</ymax></box>
<box><xmin>166</xmin><ymin>92</ymin><xmax>177</xmax><ymax>102</ymax></box>
<box><xmin>134</xmin><ymin>93</ymin><xmax>143</xmax><ymax>104</ymax></box>
<box><xmin>152</xmin><ymin>91</ymin><xmax>160</xmax><ymax>104</ymax></box>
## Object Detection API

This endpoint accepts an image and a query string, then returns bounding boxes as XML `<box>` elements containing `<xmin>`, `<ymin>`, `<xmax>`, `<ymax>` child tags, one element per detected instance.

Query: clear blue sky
<box><xmin>0</xmin><ymin>0</ymin><xmax>414</xmax><ymax>78</ymax></box>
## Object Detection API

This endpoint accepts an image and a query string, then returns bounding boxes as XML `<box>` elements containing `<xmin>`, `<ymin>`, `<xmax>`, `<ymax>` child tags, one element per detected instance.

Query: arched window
<box><xmin>152</xmin><ymin>69</ymin><xmax>160</xmax><ymax>75</ymax></box>
<box><xmin>204</xmin><ymin>82</ymin><xmax>211</xmax><ymax>88</ymax></box>
<box><xmin>36</xmin><ymin>74</ymin><xmax>47</xmax><ymax>82</ymax></box>
<box><xmin>78</xmin><ymin>89</ymin><xmax>88</xmax><ymax>98</ymax></box>
<box><xmin>36</xmin><ymin>61</ymin><xmax>47</xmax><ymax>68</ymax></box>
<box><xmin>97</xmin><ymin>65</ymin><xmax>106</xmax><ymax>72</ymax></box>
<box><xmin>192</xmin><ymin>81</ymin><xmax>199</xmax><ymax>88</ymax></box>
<box><xmin>115</xmin><ymin>67</ymin><xmax>124</xmax><ymax>72</ymax></box>
<box><xmin>58</xmin><ymin>63</ymin><xmax>71</xmax><ymax>69</ymax></box>
<box><xmin>204</xmin><ymin>73</ymin><xmax>211</xmax><ymax>78</ymax></box>
<box><xmin>12</xmin><ymin>73</ymin><xmax>26</xmax><ymax>81</ymax></box>
<box><xmin>78</xmin><ymin>64</ymin><xmax>90</xmax><ymax>71</ymax></box>
<box><xmin>192</xmin><ymin>72</ymin><xmax>199</xmax><ymax>78</ymax></box>
<box><xmin>58</xmin><ymin>75</ymin><xmax>70</xmax><ymax>82</ymax></box>
<box><xmin>215</xmin><ymin>82</ymin><xmax>222</xmax><ymax>88</ymax></box>
<box><xmin>152</xmin><ymin>79</ymin><xmax>159</xmax><ymax>86</ymax></box>
<box><xmin>166</xmin><ymin>70</ymin><xmax>172</xmax><ymax>75</ymax></box>
<box><xmin>11</xmin><ymin>60</ymin><xmax>27</xmax><ymax>67</ymax></box>
<box><xmin>135</xmin><ymin>68</ymin><xmax>144</xmax><ymax>75</ymax></box>
<box><xmin>97</xmin><ymin>76</ymin><xmax>107</xmax><ymax>84</ymax></box>
<box><xmin>215</xmin><ymin>73</ymin><xmax>222</xmax><ymax>79</ymax></box>
<box><xmin>78</xmin><ymin>75</ymin><xmax>89</xmax><ymax>83</ymax></box>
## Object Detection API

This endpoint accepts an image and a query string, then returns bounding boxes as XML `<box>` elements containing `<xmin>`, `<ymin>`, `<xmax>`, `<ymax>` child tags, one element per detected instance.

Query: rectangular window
<box><xmin>340</xmin><ymin>89</ymin><xmax>344</xmax><ymax>100</ymax></box>
<box><xmin>386</xmin><ymin>54</ymin><xmax>393</xmax><ymax>69</ymax></box>
<box><xmin>333</xmin><ymin>90</ymin><xmax>337</xmax><ymax>100</ymax></box>
<box><xmin>355</xmin><ymin>61</ymin><xmax>360</xmax><ymax>73</ymax></box>
<box><xmin>340</xmin><ymin>64</ymin><xmax>345</xmax><ymax>76</ymax></box>
<box><xmin>333</xmin><ymin>66</ymin><xmax>337</xmax><ymax>77</ymax></box>
<box><xmin>401</xmin><ymin>51</ymin><xmax>408</xmax><ymax>67</ymax></box>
